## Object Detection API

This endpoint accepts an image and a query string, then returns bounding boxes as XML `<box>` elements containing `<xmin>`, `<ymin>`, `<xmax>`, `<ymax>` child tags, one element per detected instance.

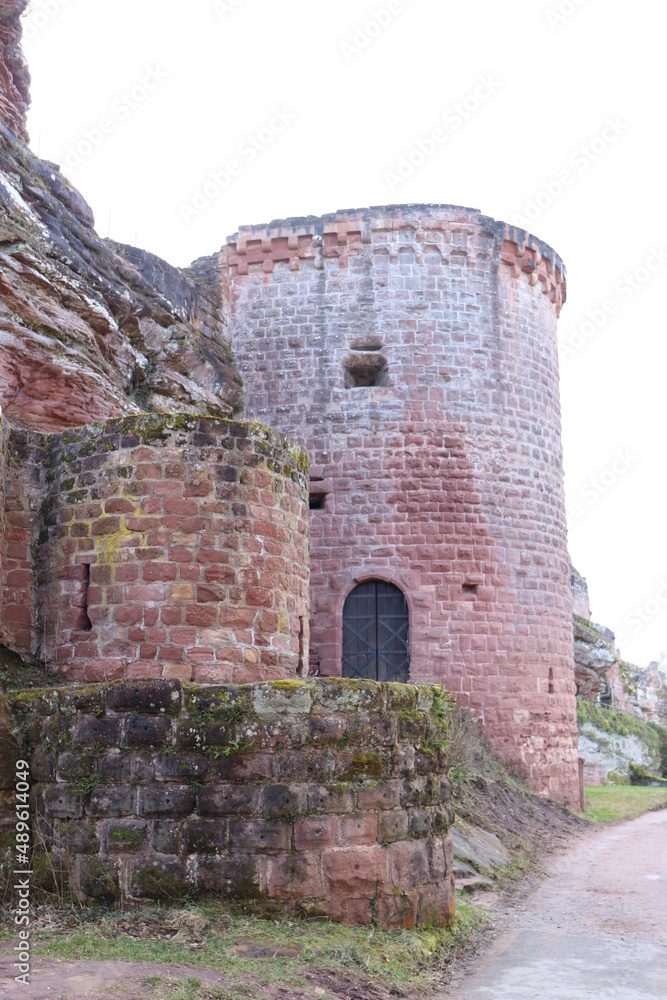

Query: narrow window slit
<box><xmin>76</xmin><ymin>563</ymin><xmax>92</xmax><ymax>631</ymax></box>
<box><xmin>298</xmin><ymin>616</ymin><xmax>307</xmax><ymax>676</ymax></box>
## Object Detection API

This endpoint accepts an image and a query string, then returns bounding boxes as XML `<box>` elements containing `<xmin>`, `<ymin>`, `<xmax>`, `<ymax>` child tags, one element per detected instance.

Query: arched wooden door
<box><xmin>342</xmin><ymin>581</ymin><xmax>410</xmax><ymax>682</ymax></box>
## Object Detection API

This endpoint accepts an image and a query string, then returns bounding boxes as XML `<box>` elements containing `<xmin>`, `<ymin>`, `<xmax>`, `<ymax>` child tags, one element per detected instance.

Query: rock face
<box><xmin>573</xmin><ymin>615</ymin><xmax>619</xmax><ymax>702</ymax></box>
<box><xmin>570</xmin><ymin>567</ymin><xmax>667</xmax><ymax>724</ymax></box>
<box><xmin>0</xmin><ymin>1</ymin><xmax>242</xmax><ymax>433</ymax></box>
<box><xmin>615</xmin><ymin>661</ymin><xmax>667</xmax><ymax>725</ymax></box>
<box><xmin>570</xmin><ymin>564</ymin><xmax>591</xmax><ymax>619</ymax></box>
<box><xmin>0</xmin><ymin>1</ymin><xmax>28</xmax><ymax>144</ymax></box>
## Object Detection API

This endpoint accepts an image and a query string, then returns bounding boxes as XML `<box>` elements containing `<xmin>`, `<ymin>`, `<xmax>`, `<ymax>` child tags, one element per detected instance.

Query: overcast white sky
<box><xmin>21</xmin><ymin>0</ymin><xmax>667</xmax><ymax>667</ymax></box>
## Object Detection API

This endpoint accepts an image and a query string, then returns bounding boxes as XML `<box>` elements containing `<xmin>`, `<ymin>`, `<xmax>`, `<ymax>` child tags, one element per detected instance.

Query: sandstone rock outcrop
<box><xmin>573</xmin><ymin>614</ymin><xmax>618</xmax><ymax>702</ymax></box>
<box><xmin>0</xmin><ymin>0</ymin><xmax>28</xmax><ymax>144</ymax></box>
<box><xmin>570</xmin><ymin>567</ymin><xmax>667</xmax><ymax>723</ymax></box>
<box><xmin>0</xmin><ymin>0</ymin><xmax>242</xmax><ymax>432</ymax></box>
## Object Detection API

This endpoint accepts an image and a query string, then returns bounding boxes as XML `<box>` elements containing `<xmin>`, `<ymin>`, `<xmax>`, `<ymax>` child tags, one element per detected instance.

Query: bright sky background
<box><xmin>21</xmin><ymin>0</ymin><xmax>666</xmax><ymax>667</ymax></box>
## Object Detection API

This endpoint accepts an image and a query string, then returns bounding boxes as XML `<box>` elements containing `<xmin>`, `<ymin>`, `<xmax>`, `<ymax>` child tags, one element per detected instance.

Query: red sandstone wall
<box><xmin>223</xmin><ymin>205</ymin><xmax>580</xmax><ymax>806</ymax></box>
<box><xmin>0</xmin><ymin>426</ymin><xmax>41</xmax><ymax>657</ymax></box>
<box><xmin>1</xmin><ymin>415</ymin><xmax>309</xmax><ymax>683</ymax></box>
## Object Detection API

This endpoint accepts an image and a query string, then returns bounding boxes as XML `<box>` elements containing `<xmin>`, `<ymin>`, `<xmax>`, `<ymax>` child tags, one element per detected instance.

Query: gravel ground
<box><xmin>441</xmin><ymin>809</ymin><xmax>667</xmax><ymax>1000</ymax></box>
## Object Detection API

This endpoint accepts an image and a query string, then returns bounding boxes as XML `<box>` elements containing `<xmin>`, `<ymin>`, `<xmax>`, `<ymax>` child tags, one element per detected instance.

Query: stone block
<box><xmin>53</xmin><ymin>820</ymin><xmax>99</xmax><ymax>855</ymax></box>
<box><xmin>30</xmin><ymin>748</ymin><xmax>55</xmax><ymax>782</ymax></box>
<box><xmin>253</xmin><ymin>682</ymin><xmax>313</xmax><ymax>716</ymax></box>
<box><xmin>322</xmin><ymin>846</ymin><xmax>388</xmax><ymax>895</ymax></box>
<box><xmin>107</xmin><ymin>821</ymin><xmax>148</xmax><ymax>853</ymax></box>
<box><xmin>107</xmin><ymin>679</ymin><xmax>181</xmax><ymax>715</ymax></box>
<box><xmin>155</xmin><ymin>754</ymin><xmax>208</xmax><ymax>782</ymax></box>
<box><xmin>294</xmin><ymin>816</ymin><xmax>336</xmax><ymax>851</ymax></box>
<box><xmin>180</xmin><ymin>818</ymin><xmax>228</xmax><ymax>854</ymax></box>
<box><xmin>307</xmin><ymin>713</ymin><xmax>347</xmax><ymax>745</ymax></box>
<box><xmin>378</xmin><ymin>809</ymin><xmax>409</xmax><ymax>844</ymax></box>
<box><xmin>261</xmin><ymin>784</ymin><xmax>307</xmax><ymax>820</ymax></box>
<box><xmin>207</xmin><ymin>856</ymin><xmax>261</xmax><ymax>900</ymax></box>
<box><xmin>129</xmin><ymin>858</ymin><xmax>186</xmax><ymax>900</ymax></box>
<box><xmin>199</xmin><ymin>784</ymin><xmax>261</xmax><ymax>817</ymax></box>
<box><xmin>390</xmin><ymin>840</ymin><xmax>429</xmax><ymax>889</ymax></box>
<box><xmin>337</xmin><ymin>813</ymin><xmax>377</xmax><ymax>847</ymax></box>
<box><xmin>124</xmin><ymin>715</ymin><xmax>172</xmax><ymax>749</ymax></box>
<box><xmin>152</xmin><ymin>821</ymin><xmax>179</xmax><ymax>854</ymax></box>
<box><xmin>408</xmin><ymin>809</ymin><xmax>432</xmax><ymax>839</ymax></box>
<box><xmin>307</xmin><ymin>784</ymin><xmax>355</xmax><ymax>815</ymax></box>
<box><xmin>42</xmin><ymin>785</ymin><xmax>83</xmax><ymax>820</ymax></box>
<box><xmin>88</xmin><ymin>785</ymin><xmax>135</xmax><ymax>818</ymax></box>
<box><xmin>315</xmin><ymin>679</ymin><xmax>386</xmax><ymax>714</ymax></box>
<box><xmin>56</xmin><ymin>752</ymin><xmax>98</xmax><ymax>783</ymax></box>
<box><xmin>229</xmin><ymin>819</ymin><xmax>291</xmax><ymax>852</ymax></box>
<box><xmin>357</xmin><ymin>781</ymin><xmax>401</xmax><ymax>811</ymax></box>
<box><xmin>278</xmin><ymin>749</ymin><xmax>335</xmax><ymax>784</ymax></box>
<box><xmin>267</xmin><ymin>855</ymin><xmax>321</xmax><ymax>900</ymax></box>
<box><xmin>138</xmin><ymin>785</ymin><xmax>196</xmax><ymax>818</ymax></box>
<box><xmin>427</xmin><ymin>839</ymin><xmax>447</xmax><ymax>882</ymax></box>
<box><xmin>58</xmin><ymin>685</ymin><xmax>105</xmax><ymax>714</ymax></box>
<box><xmin>75</xmin><ymin>715</ymin><xmax>122</xmax><ymax>746</ymax></box>
<box><xmin>376</xmin><ymin>889</ymin><xmax>419</xmax><ymax>931</ymax></box>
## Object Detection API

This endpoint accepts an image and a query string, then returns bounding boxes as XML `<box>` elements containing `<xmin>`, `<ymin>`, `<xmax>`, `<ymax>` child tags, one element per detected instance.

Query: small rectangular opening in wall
<box><xmin>343</xmin><ymin>353</ymin><xmax>388</xmax><ymax>388</ymax></box>
<box><xmin>298</xmin><ymin>616</ymin><xmax>307</xmax><ymax>677</ymax></box>
<box><xmin>76</xmin><ymin>563</ymin><xmax>92</xmax><ymax>631</ymax></box>
<box><xmin>462</xmin><ymin>583</ymin><xmax>478</xmax><ymax>597</ymax></box>
<box><xmin>309</xmin><ymin>494</ymin><xmax>327</xmax><ymax>511</ymax></box>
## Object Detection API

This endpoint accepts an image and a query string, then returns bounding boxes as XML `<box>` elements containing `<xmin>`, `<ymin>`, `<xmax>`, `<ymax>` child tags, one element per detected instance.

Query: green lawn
<box><xmin>583</xmin><ymin>785</ymin><xmax>667</xmax><ymax>823</ymax></box>
<box><xmin>0</xmin><ymin>896</ymin><xmax>490</xmax><ymax>999</ymax></box>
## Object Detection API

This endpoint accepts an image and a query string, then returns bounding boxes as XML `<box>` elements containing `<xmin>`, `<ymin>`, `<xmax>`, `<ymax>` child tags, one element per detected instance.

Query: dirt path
<box><xmin>443</xmin><ymin>809</ymin><xmax>667</xmax><ymax>1000</ymax></box>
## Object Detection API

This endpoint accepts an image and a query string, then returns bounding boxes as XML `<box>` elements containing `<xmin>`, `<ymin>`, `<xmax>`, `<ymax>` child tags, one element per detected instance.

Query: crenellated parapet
<box><xmin>221</xmin><ymin>205</ymin><xmax>566</xmax><ymax>314</ymax></box>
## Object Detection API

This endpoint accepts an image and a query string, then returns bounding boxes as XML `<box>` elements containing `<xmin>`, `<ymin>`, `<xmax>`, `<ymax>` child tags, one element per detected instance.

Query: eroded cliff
<box><xmin>0</xmin><ymin>0</ymin><xmax>242</xmax><ymax>431</ymax></box>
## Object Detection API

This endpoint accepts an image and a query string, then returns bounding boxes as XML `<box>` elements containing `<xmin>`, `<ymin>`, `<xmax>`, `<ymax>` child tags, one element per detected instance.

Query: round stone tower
<box><xmin>221</xmin><ymin>204</ymin><xmax>579</xmax><ymax>806</ymax></box>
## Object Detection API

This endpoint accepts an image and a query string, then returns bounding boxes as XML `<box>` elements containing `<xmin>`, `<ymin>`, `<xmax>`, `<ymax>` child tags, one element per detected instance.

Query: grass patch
<box><xmin>0</xmin><ymin>899</ymin><xmax>490</xmax><ymax>997</ymax></box>
<box><xmin>583</xmin><ymin>785</ymin><xmax>667</xmax><ymax>823</ymax></box>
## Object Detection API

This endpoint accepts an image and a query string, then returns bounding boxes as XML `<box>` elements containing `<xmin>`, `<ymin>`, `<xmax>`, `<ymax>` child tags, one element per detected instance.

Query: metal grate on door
<box><xmin>342</xmin><ymin>581</ymin><xmax>410</xmax><ymax>683</ymax></box>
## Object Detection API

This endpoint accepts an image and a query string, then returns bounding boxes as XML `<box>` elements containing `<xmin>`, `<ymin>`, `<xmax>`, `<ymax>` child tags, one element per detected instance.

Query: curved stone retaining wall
<box><xmin>7</xmin><ymin>678</ymin><xmax>454</xmax><ymax>929</ymax></box>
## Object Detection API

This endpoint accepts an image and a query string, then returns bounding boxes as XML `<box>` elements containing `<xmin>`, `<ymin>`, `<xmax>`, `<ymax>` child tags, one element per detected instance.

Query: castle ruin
<box><xmin>0</xmin><ymin>0</ymin><xmax>579</xmax><ymax>924</ymax></box>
